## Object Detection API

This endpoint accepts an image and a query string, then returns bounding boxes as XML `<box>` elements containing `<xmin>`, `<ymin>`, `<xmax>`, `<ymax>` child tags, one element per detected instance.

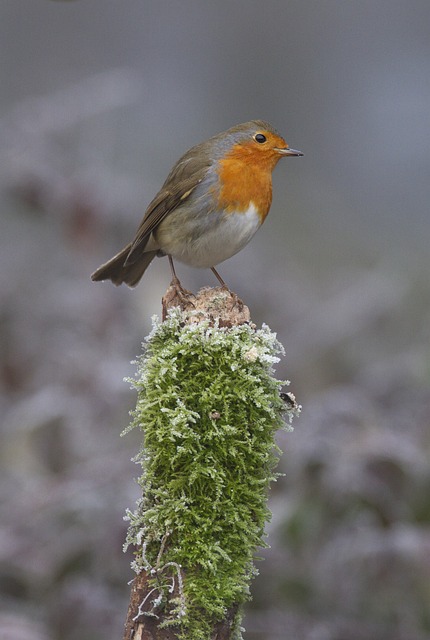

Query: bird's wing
<box><xmin>125</xmin><ymin>153</ymin><xmax>211</xmax><ymax>265</ymax></box>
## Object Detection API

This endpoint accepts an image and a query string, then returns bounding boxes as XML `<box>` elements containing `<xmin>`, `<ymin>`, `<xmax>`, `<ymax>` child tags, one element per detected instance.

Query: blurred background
<box><xmin>1</xmin><ymin>1</ymin><xmax>429</xmax><ymax>639</ymax></box>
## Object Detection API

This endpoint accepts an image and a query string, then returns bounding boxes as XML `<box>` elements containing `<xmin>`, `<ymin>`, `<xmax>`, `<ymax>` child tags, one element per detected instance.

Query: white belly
<box><xmin>157</xmin><ymin>202</ymin><xmax>262</xmax><ymax>268</ymax></box>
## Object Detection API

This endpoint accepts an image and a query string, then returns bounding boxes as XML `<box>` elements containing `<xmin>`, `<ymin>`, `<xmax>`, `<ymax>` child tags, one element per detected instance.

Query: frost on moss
<box><xmin>123</xmin><ymin>308</ymin><xmax>299</xmax><ymax>639</ymax></box>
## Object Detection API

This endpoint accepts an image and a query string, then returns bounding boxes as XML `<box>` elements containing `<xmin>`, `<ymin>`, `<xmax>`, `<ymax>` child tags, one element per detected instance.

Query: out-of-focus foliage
<box><xmin>1</xmin><ymin>2</ymin><xmax>429</xmax><ymax>640</ymax></box>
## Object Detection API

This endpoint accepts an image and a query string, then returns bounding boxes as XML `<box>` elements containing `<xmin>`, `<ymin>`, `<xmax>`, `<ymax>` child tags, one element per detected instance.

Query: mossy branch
<box><xmin>122</xmin><ymin>287</ymin><xmax>299</xmax><ymax>640</ymax></box>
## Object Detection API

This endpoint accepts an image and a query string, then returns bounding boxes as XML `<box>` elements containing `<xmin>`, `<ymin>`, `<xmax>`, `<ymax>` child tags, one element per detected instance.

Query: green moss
<box><xmin>123</xmin><ymin>309</ymin><xmax>299</xmax><ymax>639</ymax></box>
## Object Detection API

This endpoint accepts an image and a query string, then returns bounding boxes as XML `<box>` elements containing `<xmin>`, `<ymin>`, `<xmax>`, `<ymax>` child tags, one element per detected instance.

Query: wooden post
<box><xmin>121</xmin><ymin>286</ymin><xmax>298</xmax><ymax>640</ymax></box>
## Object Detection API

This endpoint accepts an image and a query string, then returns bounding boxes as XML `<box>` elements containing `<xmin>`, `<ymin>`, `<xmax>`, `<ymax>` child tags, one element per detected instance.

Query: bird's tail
<box><xmin>91</xmin><ymin>244</ymin><xmax>157</xmax><ymax>287</ymax></box>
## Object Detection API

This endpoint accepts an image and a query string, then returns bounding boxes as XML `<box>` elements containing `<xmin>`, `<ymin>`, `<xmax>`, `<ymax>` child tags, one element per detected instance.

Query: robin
<box><xmin>91</xmin><ymin>120</ymin><xmax>302</xmax><ymax>291</ymax></box>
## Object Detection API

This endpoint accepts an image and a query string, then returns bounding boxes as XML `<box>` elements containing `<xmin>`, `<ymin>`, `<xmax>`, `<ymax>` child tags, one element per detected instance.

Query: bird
<box><xmin>91</xmin><ymin>120</ymin><xmax>302</xmax><ymax>291</ymax></box>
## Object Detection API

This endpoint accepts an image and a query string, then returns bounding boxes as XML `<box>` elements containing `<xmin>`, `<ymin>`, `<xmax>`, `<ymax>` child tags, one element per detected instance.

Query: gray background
<box><xmin>1</xmin><ymin>2</ymin><xmax>429</xmax><ymax>639</ymax></box>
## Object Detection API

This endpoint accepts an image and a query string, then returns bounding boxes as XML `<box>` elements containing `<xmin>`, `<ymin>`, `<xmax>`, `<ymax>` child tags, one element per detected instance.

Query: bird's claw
<box><xmin>162</xmin><ymin>278</ymin><xmax>196</xmax><ymax>319</ymax></box>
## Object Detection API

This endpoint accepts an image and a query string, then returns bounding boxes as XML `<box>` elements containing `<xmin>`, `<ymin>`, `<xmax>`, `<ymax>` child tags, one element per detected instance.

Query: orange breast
<box><xmin>216</xmin><ymin>142</ymin><xmax>278</xmax><ymax>221</ymax></box>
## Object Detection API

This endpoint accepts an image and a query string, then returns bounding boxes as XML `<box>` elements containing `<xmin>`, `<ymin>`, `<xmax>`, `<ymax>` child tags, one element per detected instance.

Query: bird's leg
<box><xmin>168</xmin><ymin>255</ymin><xmax>183</xmax><ymax>290</ymax></box>
<box><xmin>165</xmin><ymin>255</ymin><xmax>195</xmax><ymax>304</ymax></box>
<box><xmin>211</xmin><ymin>267</ymin><xmax>243</xmax><ymax>310</ymax></box>
<box><xmin>162</xmin><ymin>255</ymin><xmax>195</xmax><ymax>318</ymax></box>
<box><xmin>210</xmin><ymin>267</ymin><xmax>229</xmax><ymax>290</ymax></box>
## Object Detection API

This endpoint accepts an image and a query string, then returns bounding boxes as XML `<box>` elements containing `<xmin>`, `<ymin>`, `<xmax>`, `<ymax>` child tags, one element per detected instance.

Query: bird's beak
<box><xmin>275</xmin><ymin>147</ymin><xmax>304</xmax><ymax>157</ymax></box>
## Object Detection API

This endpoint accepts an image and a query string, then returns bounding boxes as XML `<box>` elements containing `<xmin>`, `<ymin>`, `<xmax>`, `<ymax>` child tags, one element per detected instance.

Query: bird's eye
<box><xmin>254</xmin><ymin>133</ymin><xmax>267</xmax><ymax>144</ymax></box>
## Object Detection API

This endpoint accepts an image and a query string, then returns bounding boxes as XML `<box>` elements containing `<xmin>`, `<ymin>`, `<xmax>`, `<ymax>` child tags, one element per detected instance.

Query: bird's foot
<box><xmin>162</xmin><ymin>277</ymin><xmax>196</xmax><ymax>319</ymax></box>
<box><xmin>213</xmin><ymin>284</ymin><xmax>244</xmax><ymax>313</ymax></box>
<box><xmin>209</xmin><ymin>267</ymin><xmax>243</xmax><ymax>310</ymax></box>
<box><xmin>226</xmin><ymin>288</ymin><xmax>244</xmax><ymax>312</ymax></box>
